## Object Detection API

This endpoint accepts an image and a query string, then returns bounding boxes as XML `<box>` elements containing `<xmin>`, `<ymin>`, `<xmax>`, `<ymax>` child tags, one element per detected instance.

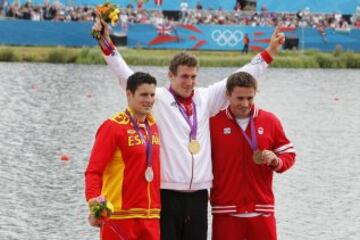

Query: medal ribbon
<box><xmin>237</xmin><ymin>115</ymin><xmax>258</xmax><ymax>151</ymax></box>
<box><xmin>125</xmin><ymin>110</ymin><xmax>153</xmax><ymax>167</ymax></box>
<box><xmin>169</xmin><ymin>88</ymin><xmax>198</xmax><ymax>140</ymax></box>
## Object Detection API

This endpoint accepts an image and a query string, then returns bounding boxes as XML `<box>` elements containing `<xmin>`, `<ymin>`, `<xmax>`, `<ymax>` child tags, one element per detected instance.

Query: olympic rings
<box><xmin>211</xmin><ymin>30</ymin><xmax>244</xmax><ymax>47</ymax></box>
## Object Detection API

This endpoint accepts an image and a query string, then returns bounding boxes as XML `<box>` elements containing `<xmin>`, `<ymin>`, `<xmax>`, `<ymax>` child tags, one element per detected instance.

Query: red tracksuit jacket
<box><xmin>85</xmin><ymin>110</ymin><xmax>161</xmax><ymax>219</ymax></box>
<box><xmin>210</xmin><ymin>107</ymin><xmax>296</xmax><ymax>215</ymax></box>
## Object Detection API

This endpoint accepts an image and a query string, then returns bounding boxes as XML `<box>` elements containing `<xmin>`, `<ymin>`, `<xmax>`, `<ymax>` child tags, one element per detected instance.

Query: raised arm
<box><xmin>240</xmin><ymin>25</ymin><xmax>285</xmax><ymax>79</ymax></box>
<box><xmin>207</xmin><ymin>26</ymin><xmax>285</xmax><ymax>117</ymax></box>
<box><xmin>93</xmin><ymin>17</ymin><xmax>134</xmax><ymax>90</ymax></box>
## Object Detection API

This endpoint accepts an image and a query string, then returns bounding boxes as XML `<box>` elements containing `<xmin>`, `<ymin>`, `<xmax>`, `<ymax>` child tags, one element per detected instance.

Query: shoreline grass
<box><xmin>1</xmin><ymin>45</ymin><xmax>360</xmax><ymax>68</ymax></box>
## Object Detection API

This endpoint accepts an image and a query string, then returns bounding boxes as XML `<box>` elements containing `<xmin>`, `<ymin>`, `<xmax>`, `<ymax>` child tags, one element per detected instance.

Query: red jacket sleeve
<box><xmin>271</xmin><ymin>116</ymin><xmax>296</xmax><ymax>173</ymax></box>
<box><xmin>85</xmin><ymin>120</ymin><xmax>118</xmax><ymax>201</ymax></box>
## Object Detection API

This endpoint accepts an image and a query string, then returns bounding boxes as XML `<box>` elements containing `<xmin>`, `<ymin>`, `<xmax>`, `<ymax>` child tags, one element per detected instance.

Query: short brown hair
<box><xmin>127</xmin><ymin>72</ymin><xmax>157</xmax><ymax>94</ymax></box>
<box><xmin>169</xmin><ymin>52</ymin><xmax>199</xmax><ymax>74</ymax></box>
<box><xmin>226</xmin><ymin>71</ymin><xmax>257</xmax><ymax>93</ymax></box>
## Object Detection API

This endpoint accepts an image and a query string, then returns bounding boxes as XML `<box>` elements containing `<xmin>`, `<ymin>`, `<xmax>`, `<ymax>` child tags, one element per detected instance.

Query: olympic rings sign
<box><xmin>211</xmin><ymin>30</ymin><xmax>244</xmax><ymax>47</ymax></box>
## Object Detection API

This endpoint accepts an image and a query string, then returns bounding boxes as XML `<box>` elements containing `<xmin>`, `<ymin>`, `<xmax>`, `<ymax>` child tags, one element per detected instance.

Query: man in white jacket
<box><xmin>93</xmin><ymin>19</ymin><xmax>284</xmax><ymax>240</ymax></box>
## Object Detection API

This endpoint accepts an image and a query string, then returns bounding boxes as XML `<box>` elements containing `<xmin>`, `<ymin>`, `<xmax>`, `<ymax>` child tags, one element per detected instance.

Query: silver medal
<box><xmin>145</xmin><ymin>167</ymin><xmax>154</xmax><ymax>182</ymax></box>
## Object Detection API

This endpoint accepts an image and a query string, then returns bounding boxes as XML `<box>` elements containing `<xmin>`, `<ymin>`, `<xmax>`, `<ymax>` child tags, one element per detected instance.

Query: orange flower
<box><xmin>96</xmin><ymin>6</ymin><xmax>110</xmax><ymax>14</ymax></box>
<box><xmin>101</xmin><ymin>209</ymin><xmax>108</xmax><ymax>217</ymax></box>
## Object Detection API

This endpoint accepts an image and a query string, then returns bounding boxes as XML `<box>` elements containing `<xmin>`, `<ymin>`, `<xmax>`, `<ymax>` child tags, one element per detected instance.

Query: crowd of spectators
<box><xmin>178</xmin><ymin>4</ymin><xmax>359</xmax><ymax>31</ymax></box>
<box><xmin>0</xmin><ymin>0</ymin><xmax>95</xmax><ymax>21</ymax></box>
<box><xmin>0</xmin><ymin>0</ymin><xmax>359</xmax><ymax>31</ymax></box>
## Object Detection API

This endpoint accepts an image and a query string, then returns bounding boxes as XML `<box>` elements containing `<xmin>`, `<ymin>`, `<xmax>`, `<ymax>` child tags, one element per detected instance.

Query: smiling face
<box><xmin>125</xmin><ymin>72</ymin><xmax>157</xmax><ymax>121</ymax></box>
<box><xmin>168</xmin><ymin>65</ymin><xmax>198</xmax><ymax>98</ymax></box>
<box><xmin>225</xmin><ymin>71</ymin><xmax>258</xmax><ymax>118</ymax></box>
<box><xmin>227</xmin><ymin>86</ymin><xmax>256</xmax><ymax>118</ymax></box>
<box><xmin>168</xmin><ymin>52</ymin><xmax>199</xmax><ymax>98</ymax></box>
<box><xmin>127</xmin><ymin>83</ymin><xmax>156</xmax><ymax>120</ymax></box>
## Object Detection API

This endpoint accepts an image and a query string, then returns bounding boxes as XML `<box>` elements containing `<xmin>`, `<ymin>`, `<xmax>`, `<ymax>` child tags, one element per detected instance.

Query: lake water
<box><xmin>0</xmin><ymin>62</ymin><xmax>359</xmax><ymax>240</ymax></box>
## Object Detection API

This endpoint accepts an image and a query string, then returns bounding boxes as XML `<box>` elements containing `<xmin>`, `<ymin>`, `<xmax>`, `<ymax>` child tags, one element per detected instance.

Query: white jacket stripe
<box><xmin>274</xmin><ymin>143</ymin><xmax>294</xmax><ymax>153</ymax></box>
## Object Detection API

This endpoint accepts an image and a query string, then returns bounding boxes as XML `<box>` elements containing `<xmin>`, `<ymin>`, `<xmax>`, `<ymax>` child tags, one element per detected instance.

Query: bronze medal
<box><xmin>253</xmin><ymin>150</ymin><xmax>263</xmax><ymax>164</ymax></box>
<box><xmin>145</xmin><ymin>167</ymin><xmax>154</xmax><ymax>182</ymax></box>
<box><xmin>188</xmin><ymin>139</ymin><xmax>201</xmax><ymax>155</ymax></box>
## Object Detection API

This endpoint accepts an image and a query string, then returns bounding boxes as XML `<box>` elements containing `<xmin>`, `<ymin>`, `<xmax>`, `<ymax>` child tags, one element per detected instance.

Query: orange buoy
<box><xmin>60</xmin><ymin>154</ymin><xmax>70</xmax><ymax>161</ymax></box>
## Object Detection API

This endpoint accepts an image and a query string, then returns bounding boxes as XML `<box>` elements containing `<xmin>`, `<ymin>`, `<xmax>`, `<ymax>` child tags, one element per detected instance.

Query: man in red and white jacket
<box><xmin>210</xmin><ymin>71</ymin><xmax>296</xmax><ymax>240</ymax></box>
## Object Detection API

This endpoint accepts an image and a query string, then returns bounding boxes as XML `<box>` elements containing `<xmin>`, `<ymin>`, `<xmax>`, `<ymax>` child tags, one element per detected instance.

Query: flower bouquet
<box><xmin>88</xmin><ymin>196</ymin><xmax>127</xmax><ymax>239</ymax></box>
<box><xmin>88</xmin><ymin>196</ymin><xmax>114</xmax><ymax>220</ymax></box>
<box><xmin>91</xmin><ymin>2</ymin><xmax>120</xmax><ymax>40</ymax></box>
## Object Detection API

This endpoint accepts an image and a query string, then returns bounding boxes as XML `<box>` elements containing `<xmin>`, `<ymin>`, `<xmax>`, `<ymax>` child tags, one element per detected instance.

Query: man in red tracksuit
<box><xmin>210</xmin><ymin>71</ymin><xmax>296</xmax><ymax>240</ymax></box>
<box><xmin>85</xmin><ymin>72</ymin><xmax>161</xmax><ymax>240</ymax></box>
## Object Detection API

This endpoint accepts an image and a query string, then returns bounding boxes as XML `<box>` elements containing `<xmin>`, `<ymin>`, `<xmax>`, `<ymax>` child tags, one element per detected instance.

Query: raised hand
<box><xmin>92</xmin><ymin>12</ymin><xmax>110</xmax><ymax>40</ymax></box>
<box><xmin>266</xmin><ymin>24</ymin><xmax>286</xmax><ymax>57</ymax></box>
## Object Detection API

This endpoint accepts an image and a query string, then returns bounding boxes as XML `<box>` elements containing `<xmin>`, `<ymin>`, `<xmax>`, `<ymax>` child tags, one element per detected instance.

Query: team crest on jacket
<box><xmin>223</xmin><ymin>127</ymin><xmax>231</xmax><ymax>134</ymax></box>
<box><xmin>111</xmin><ymin>112</ymin><xmax>130</xmax><ymax>125</ymax></box>
<box><xmin>258</xmin><ymin>127</ymin><xmax>264</xmax><ymax>135</ymax></box>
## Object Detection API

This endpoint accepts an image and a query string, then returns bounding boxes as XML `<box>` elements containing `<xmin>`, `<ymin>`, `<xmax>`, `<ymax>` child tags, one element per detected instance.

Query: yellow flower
<box><xmin>109</xmin><ymin>9</ymin><xmax>120</xmax><ymax>18</ymax></box>
<box><xmin>106</xmin><ymin>200</ymin><xmax>114</xmax><ymax>213</ymax></box>
<box><xmin>109</xmin><ymin>9</ymin><xmax>120</xmax><ymax>25</ymax></box>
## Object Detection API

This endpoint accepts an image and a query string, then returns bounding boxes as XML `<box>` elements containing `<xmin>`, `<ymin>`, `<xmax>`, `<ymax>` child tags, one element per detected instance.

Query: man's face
<box><xmin>168</xmin><ymin>65</ymin><xmax>198</xmax><ymax>98</ymax></box>
<box><xmin>227</xmin><ymin>86</ymin><xmax>256</xmax><ymax>118</ymax></box>
<box><xmin>127</xmin><ymin>83</ymin><xmax>156</xmax><ymax>117</ymax></box>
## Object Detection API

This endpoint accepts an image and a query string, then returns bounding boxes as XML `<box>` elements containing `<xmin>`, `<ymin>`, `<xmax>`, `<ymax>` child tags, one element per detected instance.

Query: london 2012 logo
<box><xmin>211</xmin><ymin>30</ymin><xmax>244</xmax><ymax>47</ymax></box>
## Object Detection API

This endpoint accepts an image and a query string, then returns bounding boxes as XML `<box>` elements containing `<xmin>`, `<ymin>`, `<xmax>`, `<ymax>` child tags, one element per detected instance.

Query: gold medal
<box><xmin>253</xmin><ymin>150</ymin><xmax>263</xmax><ymax>165</ymax></box>
<box><xmin>188</xmin><ymin>139</ymin><xmax>200</xmax><ymax>155</ymax></box>
<box><xmin>145</xmin><ymin>167</ymin><xmax>154</xmax><ymax>182</ymax></box>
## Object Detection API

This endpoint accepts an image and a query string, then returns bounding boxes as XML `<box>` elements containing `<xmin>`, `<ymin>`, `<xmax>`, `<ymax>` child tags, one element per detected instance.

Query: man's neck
<box><xmin>127</xmin><ymin>107</ymin><xmax>147</xmax><ymax>123</ymax></box>
<box><xmin>133</xmin><ymin>113</ymin><xmax>146</xmax><ymax>123</ymax></box>
<box><xmin>169</xmin><ymin>87</ymin><xmax>193</xmax><ymax>102</ymax></box>
<box><xmin>236</xmin><ymin>115</ymin><xmax>250</xmax><ymax>120</ymax></box>
<box><xmin>229</xmin><ymin>107</ymin><xmax>250</xmax><ymax>120</ymax></box>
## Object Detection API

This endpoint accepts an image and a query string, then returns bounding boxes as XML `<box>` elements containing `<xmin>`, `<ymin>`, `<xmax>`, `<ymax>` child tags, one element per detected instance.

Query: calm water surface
<box><xmin>0</xmin><ymin>63</ymin><xmax>359</xmax><ymax>240</ymax></box>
